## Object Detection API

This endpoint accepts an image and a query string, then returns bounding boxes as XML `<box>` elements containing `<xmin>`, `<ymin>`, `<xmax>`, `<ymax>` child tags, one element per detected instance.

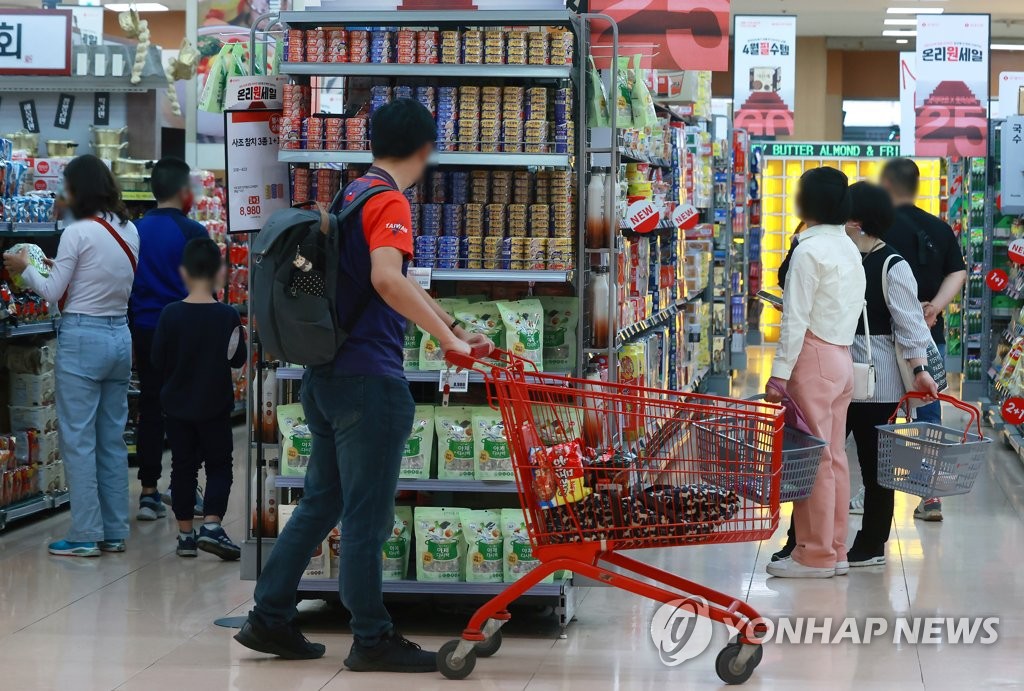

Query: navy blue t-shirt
<box><xmin>130</xmin><ymin>208</ymin><xmax>209</xmax><ymax>330</ymax></box>
<box><xmin>333</xmin><ymin>172</ymin><xmax>413</xmax><ymax>379</ymax></box>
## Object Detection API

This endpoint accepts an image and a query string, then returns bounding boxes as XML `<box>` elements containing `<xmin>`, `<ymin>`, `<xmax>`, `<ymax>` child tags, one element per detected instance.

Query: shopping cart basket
<box><xmin>694</xmin><ymin>395</ymin><xmax>826</xmax><ymax>503</ymax></box>
<box><xmin>877</xmin><ymin>393</ymin><xmax>990</xmax><ymax>498</ymax></box>
<box><xmin>436</xmin><ymin>348</ymin><xmax>786</xmax><ymax>685</ymax></box>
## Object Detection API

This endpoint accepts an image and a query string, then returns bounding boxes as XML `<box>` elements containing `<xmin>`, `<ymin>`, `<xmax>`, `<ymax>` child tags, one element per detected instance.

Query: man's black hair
<box><xmin>181</xmin><ymin>237</ymin><xmax>222</xmax><ymax>281</ymax></box>
<box><xmin>848</xmin><ymin>181</ymin><xmax>895</xmax><ymax>240</ymax></box>
<box><xmin>796</xmin><ymin>166</ymin><xmax>852</xmax><ymax>225</ymax></box>
<box><xmin>881</xmin><ymin>157</ymin><xmax>920</xmax><ymax>197</ymax></box>
<box><xmin>370</xmin><ymin>98</ymin><xmax>437</xmax><ymax>160</ymax></box>
<box><xmin>150</xmin><ymin>156</ymin><xmax>192</xmax><ymax>202</ymax></box>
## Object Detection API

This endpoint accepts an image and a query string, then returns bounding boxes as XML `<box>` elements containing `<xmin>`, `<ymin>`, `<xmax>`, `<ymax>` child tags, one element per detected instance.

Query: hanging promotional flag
<box><xmin>915</xmin><ymin>14</ymin><xmax>990</xmax><ymax>157</ymax></box>
<box><xmin>899</xmin><ymin>52</ymin><xmax>916</xmax><ymax>156</ymax></box>
<box><xmin>587</xmin><ymin>0</ymin><xmax>730</xmax><ymax>72</ymax></box>
<box><xmin>732</xmin><ymin>15</ymin><xmax>796</xmax><ymax>137</ymax></box>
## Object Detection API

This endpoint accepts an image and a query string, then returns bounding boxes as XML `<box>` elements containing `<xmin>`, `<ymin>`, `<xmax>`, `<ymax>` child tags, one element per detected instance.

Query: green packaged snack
<box><xmin>278</xmin><ymin>403</ymin><xmax>311</xmax><ymax>477</ymax></box>
<box><xmin>198</xmin><ymin>44</ymin><xmax>230</xmax><ymax>113</ymax></box>
<box><xmin>461</xmin><ymin>509</ymin><xmax>503</xmax><ymax>582</ymax></box>
<box><xmin>630</xmin><ymin>54</ymin><xmax>657</xmax><ymax>128</ymax></box>
<box><xmin>383</xmin><ymin>506</ymin><xmax>413</xmax><ymax>581</ymax></box>
<box><xmin>455</xmin><ymin>302</ymin><xmax>505</xmax><ymax>351</ymax></box>
<box><xmin>418</xmin><ymin>298</ymin><xmax>470</xmax><ymax>370</ymax></box>
<box><xmin>586</xmin><ymin>55</ymin><xmax>610</xmax><ymax>127</ymax></box>
<box><xmin>616</xmin><ymin>56</ymin><xmax>634</xmax><ymax>128</ymax></box>
<box><xmin>473</xmin><ymin>408</ymin><xmax>513</xmax><ymax>481</ymax></box>
<box><xmin>502</xmin><ymin>508</ymin><xmax>552</xmax><ymax>583</ymax></box>
<box><xmin>401</xmin><ymin>406</ymin><xmax>434</xmax><ymax>480</ymax></box>
<box><xmin>539</xmin><ymin>296</ymin><xmax>579</xmax><ymax>373</ymax></box>
<box><xmin>496</xmin><ymin>299</ymin><xmax>544</xmax><ymax>370</ymax></box>
<box><xmin>414</xmin><ymin>506</ymin><xmax>465</xmax><ymax>581</ymax></box>
<box><xmin>402</xmin><ymin>320</ymin><xmax>421</xmax><ymax>371</ymax></box>
<box><xmin>7</xmin><ymin>244</ymin><xmax>49</xmax><ymax>291</ymax></box>
<box><xmin>435</xmin><ymin>406</ymin><xmax>475</xmax><ymax>479</ymax></box>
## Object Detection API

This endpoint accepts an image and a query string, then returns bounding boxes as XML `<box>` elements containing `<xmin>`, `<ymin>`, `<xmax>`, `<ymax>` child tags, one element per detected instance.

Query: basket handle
<box><xmin>889</xmin><ymin>392</ymin><xmax>982</xmax><ymax>442</ymax></box>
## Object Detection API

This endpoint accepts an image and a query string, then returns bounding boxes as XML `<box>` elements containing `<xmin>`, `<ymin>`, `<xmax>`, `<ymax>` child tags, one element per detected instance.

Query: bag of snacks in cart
<box><xmin>460</xmin><ymin>509</ymin><xmax>503</xmax><ymax>583</ymax></box>
<box><xmin>414</xmin><ymin>506</ymin><xmax>465</xmax><ymax>582</ymax></box>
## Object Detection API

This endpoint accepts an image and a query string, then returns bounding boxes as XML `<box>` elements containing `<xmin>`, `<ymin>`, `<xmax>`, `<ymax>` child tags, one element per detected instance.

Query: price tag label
<box><xmin>672</xmin><ymin>203</ymin><xmax>699</xmax><ymax>231</ymax></box>
<box><xmin>987</xmin><ymin>268</ymin><xmax>1009</xmax><ymax>292</ymax></box>
<box><xmin>1002</xmin><ymin>396</ymin><xmax>1024</xmax><ymax>425</ymax></box>
<box><xmin>626</xmin><ymin>199</ymin><xmax>660</xmax><ymax>234</ymax></box>
<box><xmin>408</xmin><ymin>267</ymin><xmax>432</xmax><ymax>289</ymax></box>
<box><xmin>1009</xmin><ymin>239</ymin><xmax>1024</xmax><ymax>265</ymax></box>
<box><xmin>439</xmin><ymin>369</ymin><xmax>469</xmax><ymax>393</ymax></box>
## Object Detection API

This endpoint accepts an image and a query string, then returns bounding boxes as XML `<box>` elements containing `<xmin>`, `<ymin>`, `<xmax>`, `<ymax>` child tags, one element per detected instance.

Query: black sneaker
<box><xmin>847</xmin><ymin>546</ymin><xmax>886</xmax><ymax>567</ymax></box>
<box><xmin>234</xmin><ymin>618</ymin><xmax>326</xmax><ymax>660</ymax></box>
<box><xmin>771</xmin><ymin>541</ymin><xmax>795</xmax><ymax>562</ymax></box>
<box><xmin>344</xmin><ymin>630</ymin><xmax>437</xmax><ymax>673</ymax></box>
<box><xmin>177</xmin><ymin>531</ymin><xmax>198</xmax><ymax>558</ymax></box>
<box><xmin>197</xmin><ymin>524</ymin><xmax>241</xmax><ymax>561</ymax></box>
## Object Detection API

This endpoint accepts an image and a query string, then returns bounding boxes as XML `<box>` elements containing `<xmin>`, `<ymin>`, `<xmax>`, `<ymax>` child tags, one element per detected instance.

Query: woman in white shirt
<box><xmin>764</xmin><ymin>167</ymin><xmax>866</xmax><ymax>579</ymax></box>
<box><xmin>4</xmin><ymin>155</ymin><xmax>139</xmax><ymax>558</ymax></box>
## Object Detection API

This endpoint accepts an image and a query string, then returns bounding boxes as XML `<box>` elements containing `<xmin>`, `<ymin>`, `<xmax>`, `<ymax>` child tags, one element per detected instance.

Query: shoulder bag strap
<box><xmin>93</xmin><ymin>216</ymin><xmax>137</xmax><ymax>273</ymax></box>
<box><xmin>861</xmin><ymin>302</ymin><xmax>872</xmax><ymax>363</ymax></box>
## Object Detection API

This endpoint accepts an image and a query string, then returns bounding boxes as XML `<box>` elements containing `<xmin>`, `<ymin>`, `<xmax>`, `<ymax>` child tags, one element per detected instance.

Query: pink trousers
<box><xmin>787</xmin><ymin>332</ymin><xmax>854</xmax><ymax>568</ymax></box>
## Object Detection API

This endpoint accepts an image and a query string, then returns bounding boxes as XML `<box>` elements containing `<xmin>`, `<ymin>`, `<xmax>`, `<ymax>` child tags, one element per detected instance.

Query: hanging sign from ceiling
<box><xmin>733</xmin><ymin>15</ymin><xmax>796</xmax><ymax>137</ymax></box>
<box><xmin>0</xmin><ymin>9</ymin><xmax>72</xmax><ymax>76</ymax></box>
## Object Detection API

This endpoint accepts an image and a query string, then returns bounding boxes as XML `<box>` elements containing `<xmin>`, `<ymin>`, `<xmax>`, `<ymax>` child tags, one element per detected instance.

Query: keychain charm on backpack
<box><xmin>289</xmin><ymin>245</ymin><xmax>326</xmax><ymax>297</ymax></box>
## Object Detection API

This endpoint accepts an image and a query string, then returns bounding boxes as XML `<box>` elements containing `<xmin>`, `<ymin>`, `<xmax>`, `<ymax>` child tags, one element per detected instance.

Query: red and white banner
<box><xmin>732</xmin><ymin>15</ymin><xmax>796</xmax><ymax>137</ymax></box>
<box><xmin>915</xmin><ymin>14</ymin><xmax>989</xmax><ymax>157</ymax></box>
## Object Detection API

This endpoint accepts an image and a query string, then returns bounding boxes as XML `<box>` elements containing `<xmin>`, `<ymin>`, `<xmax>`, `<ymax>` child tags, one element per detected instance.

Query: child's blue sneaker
<box><xmin>197</xmin><ymin>524</ymin><xmax>240</xmax><ymax>561</ymax></box>
<box><xmin>136</xmin><ymin>493</ymin><xmax>167</xmax><ymax>521</ymax></box>
<box><xmin>177</xmin><ymin>531</ymin><xmax>198</xmax><ymax>558</ymax></box>
<box><xmin>99</xmin><ymin>539</ymin><xmax>126</xmax><ymax>553</ymax></box>
<box><xmin>48</xmin><ymin>540</ymin><xmax>100</xmax><ymax>557</ymax></box>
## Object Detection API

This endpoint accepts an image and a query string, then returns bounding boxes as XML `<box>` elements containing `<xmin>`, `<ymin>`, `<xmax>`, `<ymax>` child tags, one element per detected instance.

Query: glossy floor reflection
<box><xmin>2</xmin><ymin>347</ymin><xmax>1023</xmax><ymax>689</ymax></box>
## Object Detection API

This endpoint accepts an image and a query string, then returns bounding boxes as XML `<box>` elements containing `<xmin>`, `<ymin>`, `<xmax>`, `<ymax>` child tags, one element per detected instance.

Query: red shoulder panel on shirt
<box><xmin>360</xmin><ymin>190</ymin><xmax>414</xmax><ymax>258</ymax></box>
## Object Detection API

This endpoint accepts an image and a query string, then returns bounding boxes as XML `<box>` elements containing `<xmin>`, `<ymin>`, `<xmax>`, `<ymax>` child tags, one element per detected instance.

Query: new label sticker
<box><xmin>626</xmin><ymin>199</ymin><xmax>660</xmax><ymax>234</ymax></box>
<box><xmin>1009</xmin><ymin>238</ymin><xmax>1024</xmax><ymax>265</ymax></box>
<box><xmin>1002</xmin><ymin>397</ymin><xmax>1024</xmax><ymax>426</ymax></box>
<box><xmin>987</xmin><ymin>268</ymin><xmax>1009</xmax><ymax>292</ymax></box>
<box><xmin>672</xmin><ymin>203</ymin><xmax>699</xmax><ymax>230</ymax></box>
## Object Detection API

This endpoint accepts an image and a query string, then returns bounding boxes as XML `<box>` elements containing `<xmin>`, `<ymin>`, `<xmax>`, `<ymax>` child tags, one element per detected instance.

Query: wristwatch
<box><xmin>912</xmin><ymin>365</ymin><xmax>928</xmax><ymax>376</ymax></box>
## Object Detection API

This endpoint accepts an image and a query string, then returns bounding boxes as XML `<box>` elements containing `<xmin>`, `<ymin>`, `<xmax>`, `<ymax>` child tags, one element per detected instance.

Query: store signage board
<box><xmin>19</xmin><ymin>100</ymin><xmax>39</xmax><ymax>134</ymax></box>
<box><xmin>899</xmin><ymin>52</ymin><xmax>916</xmax><ymax>156</ymax></box>
<box><xmin>761</xmin><ymin>142</ymin><xmax>903</xmax><ymax>159</ymax></box>
<box><xmin>94</xmin><ymin>92</ymin><xmax>110</xmax><ymax>126</ymax></box>
<box><xmin>226</xmin><ymin>76</ymin><xmax>286</xmax><ymax>111</ymax></box>
<box><xmin>999</xmin><ymin>72</ymin><xmax>1024</xmax><ymax>117</ymax></box>
<box><xmin>0</xmin><ymin>9</ymin><xmax>72</xmax><ymax>76</ymax></box>
<box><xmin>915</xmin><ymin>14</ymin><xmax>990</xmax><ymax>158</ymax></box>
<box><xmin>587</xmin><ymin>0</ymin><xmax>730</xmax><ymax>72</ymax></box>
<box><xmin>733</xmin><ymin>15</ymin><xmax>796</xmax><ymax>137</ymax></box>
<box><xmin>224</xmin><ymin>110</ymin><xmax>290</xmax><ymax>234</ymax></box>
<box><xmin>1001</xmin><ymin>116</ymin><xmax>1024</xmax><ymax>215</ymax></box>
<box><xmin>53</xmin><ymin>94</ymin><xmax>74</xmax><ymax>130</ymax></box>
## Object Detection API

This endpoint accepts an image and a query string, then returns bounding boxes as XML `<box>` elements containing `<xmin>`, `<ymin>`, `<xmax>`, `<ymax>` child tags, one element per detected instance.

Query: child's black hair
<box><xmin>150</xmin><ymin>156</ymin><xmax>192</xmax><ymax>202</ymax></box>
<box><xmin>181</xmin><ymin>237</ymin><xmax>222</xmax><ymax>280</ymax></box>
<box><xmin>370</xmin><ymin>98</ymin><xmax>437</xmax><ymax>159</ymax></box>
<box><xmin>796</xmin><ymin>167</ymin><xmax>852</xmax><ymax>225</ymax></box>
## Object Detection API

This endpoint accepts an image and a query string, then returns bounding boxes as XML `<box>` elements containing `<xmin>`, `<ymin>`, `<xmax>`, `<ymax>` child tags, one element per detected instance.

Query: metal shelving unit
<box><xmin>1</xmin><ymin>319</ymin><xmax>59</xmax><ymax>338</ymax></box>
<box><xmin>281</xmin><ymin>62</ymin><xmax>571</xmax><ymax>80</ymax></box>
<box><xmin>278</xmin><ymin>150</ymin><xmax>571</xmax><ymax>168</ymax></box>
<box><xmin>0</xmin><ymin>490</ymin><xmax>69</xmax><ymax>531</ymax></box>
<box><xmin>277</xmin><ymin>10</ymin><xmax>572</xmax><ymax>26</ymax></box>
<box><xmin>0</xmin><ymin>75</ymin><xmax>168</xmax><ymax>94</ymax></box>
<box><xmin>0</xmin><ymin>221</ymin><xmax>64</xmax><ymax>237</ymax></box>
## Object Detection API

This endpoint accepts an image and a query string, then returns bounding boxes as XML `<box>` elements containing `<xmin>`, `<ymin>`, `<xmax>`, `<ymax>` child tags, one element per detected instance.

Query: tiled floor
<box><xmin>2</xmin><ymin>347</ymin><xmax>1024</xmax><ymax>689</ymax></box>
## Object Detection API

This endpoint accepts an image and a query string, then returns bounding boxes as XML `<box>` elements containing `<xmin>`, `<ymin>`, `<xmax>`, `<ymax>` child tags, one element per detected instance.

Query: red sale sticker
<box><xmin>1002</xmin><ymin>397</ymin><xmax>1024</xmax><ymax>426</ymax></box>
<box><xmin>1009</xmin><ymin>239</ymin><xmax>1024</xmax><ymax>265</ymax></box>
<box><xmin>987</xmin><ymin>269</ymin><xmax>1009</xmax><ymax>292</ymax></box>
<box><xmin>672</xmin><ymin>203</ymin><xmax>699</xmax><ymax>231</ymax></box>
<box><xmin>626</xmin><ymin>199</ymin><xmax>661</xmax><ymax>234</ymax></box>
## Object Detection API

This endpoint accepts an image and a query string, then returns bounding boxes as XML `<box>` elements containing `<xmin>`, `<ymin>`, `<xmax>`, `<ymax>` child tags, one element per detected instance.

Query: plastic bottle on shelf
<box><xmin>586</xmin><ymin>167</ymin><xmax>610</xmax><ymax>249</ymax></box>
<box><xmin>590</xmin><ymin>265</ymin><xmax>611</xmax><ymax>348</ymax></box>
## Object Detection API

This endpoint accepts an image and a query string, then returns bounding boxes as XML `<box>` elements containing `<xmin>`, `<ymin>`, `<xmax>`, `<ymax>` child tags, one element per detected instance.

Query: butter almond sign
<box><xmin>626</xmin><ymin>199</ymin><xmax>660</xmax><ymax>234</ymax></box>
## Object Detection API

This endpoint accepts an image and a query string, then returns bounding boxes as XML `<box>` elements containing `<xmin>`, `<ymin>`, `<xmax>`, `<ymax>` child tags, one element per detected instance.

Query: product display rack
<box><xmin>241</xmin><ymin>7</ymin><xmax>584</xmax><ymax>629</ymax></box>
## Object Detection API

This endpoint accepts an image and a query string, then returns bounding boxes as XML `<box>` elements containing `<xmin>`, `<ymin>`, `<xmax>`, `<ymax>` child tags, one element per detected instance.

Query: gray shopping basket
<box><xmin>876</xmin><ymin>393</ymin><xmax>990</xmax><ymax>498</ymax></box>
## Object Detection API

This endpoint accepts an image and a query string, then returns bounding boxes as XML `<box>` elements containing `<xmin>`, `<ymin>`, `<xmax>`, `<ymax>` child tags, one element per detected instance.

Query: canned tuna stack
<box><xmin>305</xmin><ymin>29</ymin><xmax>327</xmax><ymax>63</ymax></box>
<box><xmin>396</xmin><ymin>29</ymin><xmax>417</xmax><ymax>64</ymax></box>
<box><xmin>280</xmin><ymin>84</ymin><xmax>310</xmax><ymax>150</ymax></box>
<box><xmin>349</xmin><ymin>30</ymin><xmax>369</xmax><ymax>63</ymax></box>
<box><xmin>370</xmin><ymin>30</ymin><xmax>393</xmax><ymax>64</ymax></box>
<box><xmin>327</xmin><ymin>29</ymin><xmax>348</xmax><ymax>63</ymax></box>
<box><xmin>417</xmin><ymin>31</ymin><xmax>439</xmax><ymax>64</ymax></box>
<box><xmin>284</xmin><ymin>29</ymin><xmax>304</xmax><ymax>62</ymax></box>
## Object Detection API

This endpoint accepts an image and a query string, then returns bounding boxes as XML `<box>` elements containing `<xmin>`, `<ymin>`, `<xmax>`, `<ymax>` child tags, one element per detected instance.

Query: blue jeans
<box><xmin>56</xmin><ymin>315</ymin><xmax>133</xmax><ymax>542</ymax></box>
<box><xmin>914</xmin><ymin>344</ymin><xmax>947</xmax><ymax>426</ymax></box>
<box><xmin>252</xmin><ymin>371</ymin><xmax>414</xmax><ymax>645</ymax></box>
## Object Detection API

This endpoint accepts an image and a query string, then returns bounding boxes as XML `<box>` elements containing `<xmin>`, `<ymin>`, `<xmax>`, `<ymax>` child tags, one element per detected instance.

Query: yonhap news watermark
<box><xmin>650</xmin><ymin>597</ymin><xmax>1000</xmax><ymax>666</ymax></box>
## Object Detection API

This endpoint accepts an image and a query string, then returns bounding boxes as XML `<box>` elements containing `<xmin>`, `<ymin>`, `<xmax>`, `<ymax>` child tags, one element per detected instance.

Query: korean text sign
<box><xmin>1001</xmin><ymin>116</ymin><xmax>1024</xmax><ymax>215</ymax></box>
<box><xmin>0</xmin><ymin>10</ymin><xmax>71</xmax><ymax>76</ymax></box>
<box><xmin>915</xmin><ymin>14</ymin><xmax>989</xmax><ymax>157</ymax></box>
<box><xmin>225</xmin><ymin>110</ymin><xmax>290</xmax><ymax>234</ymax></box>
<box><xmin>733</xmin><ymin>15</ymin><xmax>796</xmax><ymax>137</ymax></box>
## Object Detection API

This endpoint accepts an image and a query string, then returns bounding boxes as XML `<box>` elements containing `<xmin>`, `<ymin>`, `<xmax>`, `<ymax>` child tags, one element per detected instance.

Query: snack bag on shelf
<box><xmin>435</xmin><ymin>407</ymin><xmax>475</xmax><ymax>480</ymax></box>
<box><xmin>586</xmin><ymin>55</ymin><xmax>610</xmax><ymax>127</ymax></box>
<box><xmin>497</xmin><ymin>299</ymin><xmax>544</xmax><ymax>369</ymax></box>
<box><xmin>502</xmin><ymin>508</ymin><xmax>552</xmax><ymax>584</ymax></box>
<box><xmin>615</xmin><ymin>56</ymin><xmax>634</xmax><ymax>128</ymax></box>
<box><xmin>400</xmin><ymin>405</ymin><xmax>435</xmax><ymax>480</ymax></box>
<box><xmin>629</xmin><ymin>55</ymin><xmax>657</xmax><ymax>128</ymax></box>
<box><xmin>460</xmin><ymin>508</ymin><xmax>503</xmax><ymax>583</ymax></box>
<box><xmin>278</xmin><ymin>403</ymin><xmax>311</xmax><ymax>477</ymax></box>
<box><xmin>418</xmin><ymin>298</ymin><xmax>470</xmax><ymax>370</ymax></box>
<box><xmin>454</xmin><ymin>302</ymin><xmax>505</xmax><ymax>351</ymax></box>
<box><xmin>414</xmin><ymin>506</ymin><xmax>464</xmax><ymax>582</ymax></box>
<box><xmin>383</xmin><ymin>506</ymin><xmax>413</xmax><ymax>581</ymax></box>
<box><xmin>538</xmin><ymin>296</ymin><xmax>578</xmax><ymax>373</ymax></box>
<box><xmin>472</xmin><ymin>408</ymin><xmax>513</xmax><ymax>481</ymax></box>
<box><xmin>402</xmin><ymin>320</ymin><xmax>421</xmax><ymax>370</ymax></box>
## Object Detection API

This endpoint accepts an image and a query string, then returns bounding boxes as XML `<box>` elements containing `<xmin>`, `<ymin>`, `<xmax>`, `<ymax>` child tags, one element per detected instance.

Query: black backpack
<box><xmin>251</xmin><ymin>185</ymin><xmax>393</xmax><ymax>365</ymax></box>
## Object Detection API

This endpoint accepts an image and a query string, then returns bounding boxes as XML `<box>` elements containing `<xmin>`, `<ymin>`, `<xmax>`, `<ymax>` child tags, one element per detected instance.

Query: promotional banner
<box><xmin>225</xmin><ymin>110</ymin><xmax>290</xmax><ymax>233</ymax></box>
<box><xmin>587</xmin><ymin>0</ymin><xmax>730</xmax><ymax>73</ymax></box>
<box><xmin>0</xmin><ymin>10</ymin><xmax>72</xmax><ymax>76</ymax></box>
<box><xmin>899</xmin><ymin>52</ymin><xmax>916</xmax><ymax>156</ymax></box>
<box><xmin>915</xmin><ymin>14</ymin><xmax>990</xmax><ymax>157</ymax></box>
<box><xmin>733</xmin><ymin>15</ymin><xmax>796</xmax><ymax>137</ymax></box>
<box><xmin>999</xmin><ymin>72</ymin><xmax>1024</xmax><ymax>117</ymax></box>
<box><xmin>1001</xmin><ymin>116</ymin><xmax>1024</xmax><ymax>215</ymax></box>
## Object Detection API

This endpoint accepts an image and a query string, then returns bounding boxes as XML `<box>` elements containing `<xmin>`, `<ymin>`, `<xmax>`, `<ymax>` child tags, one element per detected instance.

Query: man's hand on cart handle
<box><xmin>764</xmin><ymin>376</ymin><xmax>788</xmax><ymax>404</ymax></box>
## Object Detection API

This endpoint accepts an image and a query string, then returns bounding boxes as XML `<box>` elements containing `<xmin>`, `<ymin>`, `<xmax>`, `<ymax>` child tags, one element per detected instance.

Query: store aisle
<box><xmin>2</xmin><ymin>348</ymin><xmax>1024</xmax><ymax>690</ymax></box>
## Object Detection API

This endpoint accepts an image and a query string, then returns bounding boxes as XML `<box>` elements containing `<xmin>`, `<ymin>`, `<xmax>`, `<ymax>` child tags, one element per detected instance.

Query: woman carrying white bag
<box><xmin>845</xmin><ymin>181</ymin><xmax>939</xmax><ymax>568</ymax></box>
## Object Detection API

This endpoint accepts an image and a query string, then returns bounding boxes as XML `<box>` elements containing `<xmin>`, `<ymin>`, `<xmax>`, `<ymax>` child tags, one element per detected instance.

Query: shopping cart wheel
<box><xmin>438</xmin><ymin>639</ymin><xmax>477</xmax><ymax>680</ymax></box>
<box><xmin>715</xmin><ymin>639</ymin><xmax>763</xmax><ymax>685</ymax></box>
<box><xmin>474</xmin><ymin>629</ymin><xmax>502</xmax><ymax>658</ymax></box>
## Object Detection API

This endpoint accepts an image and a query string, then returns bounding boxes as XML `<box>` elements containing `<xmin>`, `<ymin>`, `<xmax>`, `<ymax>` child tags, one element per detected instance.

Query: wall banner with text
<box><xmin>915</xmin><ymin>14</ymin><xmax>990</xmax><ymax>157</ymax></box>
<box><xmin>733</xmin><ymin>15</ymin><xmax>796</xmax><ymax>137</ymax></box>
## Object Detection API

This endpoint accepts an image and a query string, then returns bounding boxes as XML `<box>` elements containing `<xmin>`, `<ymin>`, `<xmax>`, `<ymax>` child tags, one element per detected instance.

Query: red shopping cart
<box><xmin>436</xmin><ymin>348</ymin><xmax>786</xmax><ymax>684</ymax></box>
